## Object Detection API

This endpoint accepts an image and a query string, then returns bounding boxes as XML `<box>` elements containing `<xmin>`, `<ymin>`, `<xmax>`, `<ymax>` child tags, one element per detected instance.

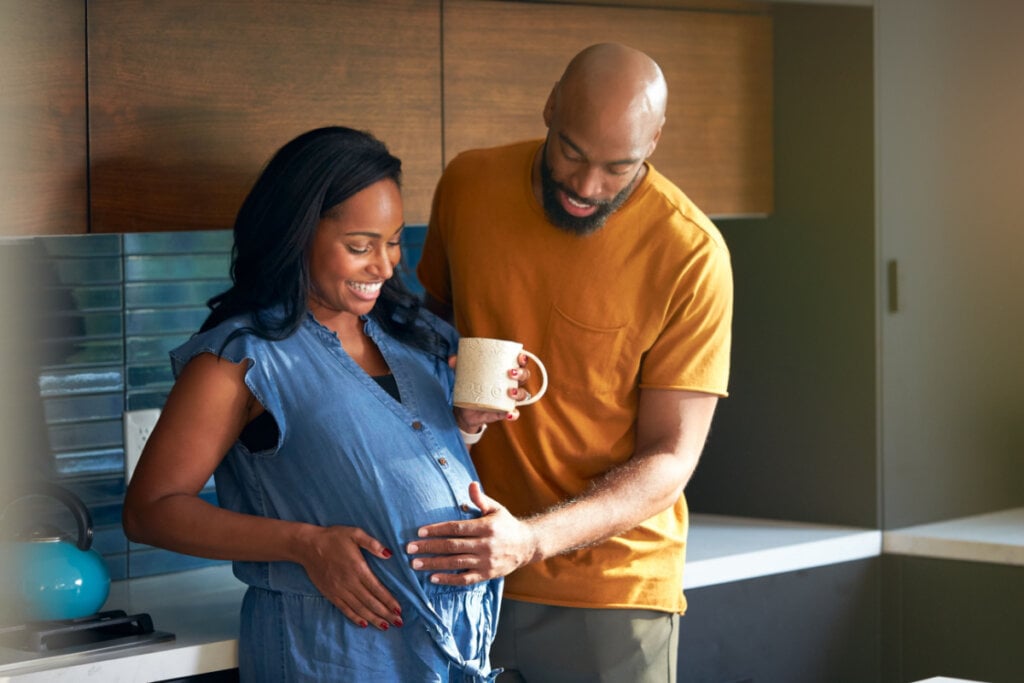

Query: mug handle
<box><xmin>516</xmin><ymin>350</ymin><xmax>548</xmax><ymax>406</ymax></box>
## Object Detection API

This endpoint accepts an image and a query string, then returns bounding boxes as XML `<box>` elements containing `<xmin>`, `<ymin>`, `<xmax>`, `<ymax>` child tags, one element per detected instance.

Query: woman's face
<box><xmin>308</xmin><ymin>178</ymin><xmax>403</xmax><ymax>320</ymax></box>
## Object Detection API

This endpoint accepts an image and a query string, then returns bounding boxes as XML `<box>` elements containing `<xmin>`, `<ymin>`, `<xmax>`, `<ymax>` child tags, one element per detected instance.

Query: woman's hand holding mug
<box><xmin>451</xmin><ymin>337</ymin><xmax>549</xmax><ymax>439</ymax></box>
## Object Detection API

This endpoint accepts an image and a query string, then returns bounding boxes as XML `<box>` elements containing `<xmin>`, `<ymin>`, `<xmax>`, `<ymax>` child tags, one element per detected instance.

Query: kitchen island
<box><xmin>4</xmin><ymin>509</ymin><xmax>1021</xmax><ymax>682</ymax></box>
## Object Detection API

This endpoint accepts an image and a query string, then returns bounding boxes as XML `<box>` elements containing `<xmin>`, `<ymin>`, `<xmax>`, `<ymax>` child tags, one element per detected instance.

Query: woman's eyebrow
<box><xmin>346</xmin><ymin>224</ymin><xmax>405</xmax><ymax>239</ymax></box>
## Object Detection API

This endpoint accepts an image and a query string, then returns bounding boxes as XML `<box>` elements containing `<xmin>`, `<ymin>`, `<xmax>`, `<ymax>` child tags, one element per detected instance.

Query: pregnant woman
<box><xmin>123</xmin><ymin>126</ymin><xmax>518</xmax><ymax>682</ymax></box>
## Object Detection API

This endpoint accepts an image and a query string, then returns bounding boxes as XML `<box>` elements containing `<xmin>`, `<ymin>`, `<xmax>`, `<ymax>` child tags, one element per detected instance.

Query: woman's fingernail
<box><xmin>393</xmin><ymin>618</ymin><xmax>404</xmax><ymax>628</ymax></box>
<box><xmin>506</xmin><ymin>412</ymin><xmax>515</xmax><ymax>420</ymax></box>
<box><xmin>393</xmin><ymin>607</ymin><xmax>403</xmax><ymax>616</ymax></box>
<box><xmin>382</xmin><ymin>548</ymin><xmax>393</xmax><ymax>558</ymax></box>
<box><xmin>359</xmin><ymin>620</ymin><xmax>368</xmax><ymax>628</ymax></box>
<box><xmin>509</xmin><ymin>368</ymin><xmax>520</xmax><ymax>378</ymax></box>
<box><xmin>379</xmin><ymin>622</ymin><xmax>389</xmax><ymax>631</ymax></box>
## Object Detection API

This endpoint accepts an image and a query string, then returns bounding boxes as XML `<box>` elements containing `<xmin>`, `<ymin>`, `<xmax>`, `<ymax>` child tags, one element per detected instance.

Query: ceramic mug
<box><xmin>453</xmin><ymin>337</ymin><xmax>549</xmax><ymax>412</ymax></box>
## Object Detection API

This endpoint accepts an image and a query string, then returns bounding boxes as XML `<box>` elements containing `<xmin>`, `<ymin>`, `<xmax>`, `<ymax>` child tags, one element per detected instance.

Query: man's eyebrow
<box><xmin>558</xmin><ymin>132</ymin><xmax>641</xmax><ymax>166</ymax></box>
<box><xmin>558</xmin><ymin>132</ymin><xmax>587</xmax><ymax>158</ymax></box>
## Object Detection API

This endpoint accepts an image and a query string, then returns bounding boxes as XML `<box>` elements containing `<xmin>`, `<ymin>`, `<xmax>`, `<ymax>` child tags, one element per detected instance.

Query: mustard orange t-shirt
<box><xmin>417</xmin><ymin>140</ymin><xmax>732</xmax><ymax>614</ymax></box>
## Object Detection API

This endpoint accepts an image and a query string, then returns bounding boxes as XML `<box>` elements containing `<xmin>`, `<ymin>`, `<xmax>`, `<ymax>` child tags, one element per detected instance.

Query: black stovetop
<box><xmin>0</xmin><ymin>610</ymin><xmax>174</xmax><ymax>656</ymax></box>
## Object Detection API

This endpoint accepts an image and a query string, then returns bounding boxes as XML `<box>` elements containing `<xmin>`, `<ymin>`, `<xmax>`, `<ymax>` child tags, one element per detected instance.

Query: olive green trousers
<box><xmin>490</xmin><ymin>599</ymin><xmax>679</xmax><ymax>683</ymax></box>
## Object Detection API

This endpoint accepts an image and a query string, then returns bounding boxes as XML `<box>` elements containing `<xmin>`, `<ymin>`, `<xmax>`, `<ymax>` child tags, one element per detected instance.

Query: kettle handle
<box><xmin>27</xmin><ymin>481</ymin><xmax>95</xmax><ymax>551</ymax></box>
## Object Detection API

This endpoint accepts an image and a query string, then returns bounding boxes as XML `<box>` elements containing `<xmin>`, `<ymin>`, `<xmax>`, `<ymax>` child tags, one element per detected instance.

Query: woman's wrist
<box><xmin>459</xmin><ymin>424</ymin><xmax>487</xmax><ymax>445</ymax></box>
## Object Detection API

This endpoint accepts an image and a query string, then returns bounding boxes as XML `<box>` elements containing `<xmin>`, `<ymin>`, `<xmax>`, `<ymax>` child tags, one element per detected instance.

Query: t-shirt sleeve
<box><xmin>169</xmin><ymin>323</ymin><xmax>286</xmax><ymax>432</ymax></box>
<box><xmin>416</xmin><ymin>171</ymin><xmax>453</xmax><ymax>307</ymax></box>
<box><xmin>639</xmin><ymin>238</ymin><xmax>733</xmax><ymax>397</ymax></box>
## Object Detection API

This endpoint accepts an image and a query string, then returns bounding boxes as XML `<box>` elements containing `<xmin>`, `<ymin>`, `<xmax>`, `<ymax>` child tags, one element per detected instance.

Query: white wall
<box><xmin>877</xmin><ymin>0</ymin><xmax>1024</xmax><ymax>527</ymax></box>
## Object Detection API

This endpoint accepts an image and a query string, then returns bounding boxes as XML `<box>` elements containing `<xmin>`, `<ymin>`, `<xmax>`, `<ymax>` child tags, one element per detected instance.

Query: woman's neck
<box><xmin>311</xmin><ymin>307</ymin><xmax>390</xmax><ymax>376</ymax></box>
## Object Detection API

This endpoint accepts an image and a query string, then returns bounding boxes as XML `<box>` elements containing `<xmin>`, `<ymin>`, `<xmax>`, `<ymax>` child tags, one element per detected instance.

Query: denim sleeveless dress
<box><xmin>171</xmin><ymin>310</ymin><xmax>501</xmax><ymax>682</ymax></box>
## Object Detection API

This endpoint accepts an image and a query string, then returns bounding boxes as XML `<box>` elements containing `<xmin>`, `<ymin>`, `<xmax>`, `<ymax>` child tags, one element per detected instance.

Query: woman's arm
<box><xmin>122</xmin><ymin>353</ymin><xmax>403</xmax><ymax>630</ymax></box>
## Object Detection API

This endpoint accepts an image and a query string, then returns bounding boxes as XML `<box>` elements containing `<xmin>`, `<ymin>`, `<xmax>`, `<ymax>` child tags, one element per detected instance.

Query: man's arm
<box><xmin>405</xmin><ymin>387</ymin><xmax>719</xmax><ymax>585</ymax></box>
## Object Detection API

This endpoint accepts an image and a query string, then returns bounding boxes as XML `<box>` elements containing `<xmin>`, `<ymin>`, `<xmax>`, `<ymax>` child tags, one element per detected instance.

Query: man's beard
<box><xmin>539</xmin><ymin>144</ymin><xmax>638</xmax><ymax>236</ymax></box>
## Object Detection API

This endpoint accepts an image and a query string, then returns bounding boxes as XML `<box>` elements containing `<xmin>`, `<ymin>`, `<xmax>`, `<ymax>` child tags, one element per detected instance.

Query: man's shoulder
<box><xmin>638</xmin><ymin>165</ymin><xmax>728</xmax><ymax>252</ymax></box>
<box><xmin>446</xmin><ymin>139</ymin><xmax>540</xmax><ymax>172</ymax></box>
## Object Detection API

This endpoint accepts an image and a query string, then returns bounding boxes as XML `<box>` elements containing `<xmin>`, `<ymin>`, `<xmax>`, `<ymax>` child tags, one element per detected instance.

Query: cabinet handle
<box><xmin>887</xmin><ymin>260</ymin><xmax>899</xmax><ymax>313</ymax></box>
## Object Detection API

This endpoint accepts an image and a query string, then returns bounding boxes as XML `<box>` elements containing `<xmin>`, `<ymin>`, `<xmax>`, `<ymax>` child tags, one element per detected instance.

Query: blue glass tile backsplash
<box><xmin>0</xmin><ymin>226</ymin><xmax>428</xmax><ymax>581</ymax></box>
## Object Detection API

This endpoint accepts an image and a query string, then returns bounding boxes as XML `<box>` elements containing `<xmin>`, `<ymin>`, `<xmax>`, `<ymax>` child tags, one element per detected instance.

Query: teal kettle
<box><xmin>1</xmin><ymin>482</ymin><xmax>111</xmax><ymax>622</ymax></box>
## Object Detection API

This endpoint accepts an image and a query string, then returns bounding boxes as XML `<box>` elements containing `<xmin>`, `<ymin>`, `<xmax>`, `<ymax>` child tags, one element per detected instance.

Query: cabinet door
<box><xmin>682</xmin><ymin>560</ymin><xmax>881</xmax><ymax>683</ymax></box>
<box><xmin>0</xmin><ymin>0</ymin><xmax>87</xmax><ymax>236</ymax></box>
<box><xmin>87</xmin><ymin>0</ymin><xmax>442</xmax><ymax>232</ymax></box>
<box><xmin>877</xmin><ymin>0</ymin><xmax>1024</xmax><ymax>527</ymax></box>
<box><xmin>442</xmin><ymin>0</ymin><xmax>773</xmax><ymax>217</ymax></box>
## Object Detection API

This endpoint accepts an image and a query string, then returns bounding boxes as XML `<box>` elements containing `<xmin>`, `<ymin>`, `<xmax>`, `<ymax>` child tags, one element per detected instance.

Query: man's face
<box><xmin>538</xmin><ymin>132</ymin><xmax>646</xmax><ymax>236</ymax></box>
<box><xmin>539</xmin><ymin>139</ymin><xmax>640</xmax><ymax>235</ymax></box>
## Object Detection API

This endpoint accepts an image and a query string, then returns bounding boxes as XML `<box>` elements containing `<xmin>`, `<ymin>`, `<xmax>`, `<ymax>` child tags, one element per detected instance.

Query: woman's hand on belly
<box><xmin>295</xmin><ymin>524</ymin><xmax>404</xmax><ymax>630</ymax></box>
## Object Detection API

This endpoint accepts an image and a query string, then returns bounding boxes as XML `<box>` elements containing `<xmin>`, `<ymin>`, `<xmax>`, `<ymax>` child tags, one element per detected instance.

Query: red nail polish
<box><xmin>393</xmin><ymin>607</ymin><xmax>402</xmax><ymax>616</ymax></box>
<box><xmin>506</xmin><ymin>412</ymin><xmax>515</xmax><ymax>420</ymax></box>
<box><xmin>393</xmin><ymin>618</ymin><xmax>404</xmax><ymax>628</ymax></box>
<box><xmin>382</xmin><ymin>548</ymin><xmax>393</xmax><ymax>558</ymax></box>
<box><xmin>379</xmin><ymin>622</ymin><xmax>389</xmax><ymax>631</ymax></box>
<box><xmin>359</xmin><ymin>620</ymin><xmax>368</xmax><ymax>628</ymax></box>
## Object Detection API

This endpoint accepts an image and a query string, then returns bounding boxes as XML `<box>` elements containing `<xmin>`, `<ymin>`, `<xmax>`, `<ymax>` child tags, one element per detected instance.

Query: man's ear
<box><xmin>647</xmin><ymin>121</ymin><xmax>664</xmax><ymax>158</ymax></box>
<box><xmin>542</xmin><ymin>82</ymin><xmax>559</xmax><ymax>128</ymax></box>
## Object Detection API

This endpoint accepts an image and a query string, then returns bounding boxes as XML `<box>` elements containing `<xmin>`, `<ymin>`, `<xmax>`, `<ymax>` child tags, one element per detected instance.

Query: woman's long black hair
<box><xmin>202</xmin><ymin>126</ymin><xmax>439</xmax><ymax>355</ymax></box>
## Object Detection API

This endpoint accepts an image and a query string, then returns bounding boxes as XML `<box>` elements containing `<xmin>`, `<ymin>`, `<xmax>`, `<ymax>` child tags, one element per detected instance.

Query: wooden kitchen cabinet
<box><xmin>87</xmin><ymin>0</ymin><xmax>442</xmax><ymax>232</ymax></box>
<box><xmin>443</xmin><ymin>0</ymin><xmax>774</xmax><ymax>217</ymax></box>
<box><xmin>0</xmin><ymin>0</ymin><xmax>88</xmax><ymax>237</ymax></box>
<box><xmin>3</xmin><ymin>0</ymin><xmax>773</xmax><ymax>234</ymax></box>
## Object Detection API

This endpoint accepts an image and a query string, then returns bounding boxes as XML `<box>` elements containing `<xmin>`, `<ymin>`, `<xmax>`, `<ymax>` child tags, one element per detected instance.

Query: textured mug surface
<box><xmin>453</xmin><ymin>337</ymin><xmax>548</xmax><ymax>412</ymax></box>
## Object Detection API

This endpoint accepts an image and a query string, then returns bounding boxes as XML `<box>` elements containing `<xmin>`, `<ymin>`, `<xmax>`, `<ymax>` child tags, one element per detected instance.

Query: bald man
<box><xmin>412</xmin><ymin>43</ymin><xmax>733</xmax><ymax>682</ymax></box>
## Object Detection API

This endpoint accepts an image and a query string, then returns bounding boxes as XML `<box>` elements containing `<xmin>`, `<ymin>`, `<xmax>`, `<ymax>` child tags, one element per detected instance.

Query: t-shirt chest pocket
<box><xmin>543</xmin><ymin>304</ymin><xmax>628</xmax><ymax>397</ymax></box>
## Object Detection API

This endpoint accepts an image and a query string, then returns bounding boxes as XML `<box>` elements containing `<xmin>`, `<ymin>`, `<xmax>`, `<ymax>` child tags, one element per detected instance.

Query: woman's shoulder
<box><xmin>414</xmin><ymin>306</ymin><xmax>452</xmax><ymax>334</ymax></box>
<box><xmin>169</xmin><ymin>311</ymin><xmax>271</xmax><ymax>373</ymax></box>
<box><xmin>414</xmin><ymin>307</ymin><xmax>459</xmax><ymax>355</ymax></box>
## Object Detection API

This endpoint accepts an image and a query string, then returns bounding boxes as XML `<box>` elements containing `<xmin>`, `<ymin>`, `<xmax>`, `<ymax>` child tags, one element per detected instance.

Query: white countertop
<box><xmin>2</xmin><ymin>509</ymin><xmax>1020</xmax><ymax>681</ymax></box>
<box><xmin>685</xmin><ymin>513</ymin><xmax>882</xmax><ymax>589</ymax></box>
<box><xmin>883</xmin><ymin>507</ymin><xmax>1024</xmax><ymax>566</ymax></box>
<box><xmin>0</xmin><ymin>565</ymin><xmax>245</xmax><ymax>682</ymax></box>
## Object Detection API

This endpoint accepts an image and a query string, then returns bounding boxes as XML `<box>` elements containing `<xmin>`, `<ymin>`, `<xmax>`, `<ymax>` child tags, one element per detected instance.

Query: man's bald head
<box><xmin>536</xmin><ymin>43</ymin><xmax>668</xmax><ymax>234</ymax></box>
<box><xmin>546</xmin><ymin>43</ymin><xmax>667</xmax><ymax>154</ymax></box>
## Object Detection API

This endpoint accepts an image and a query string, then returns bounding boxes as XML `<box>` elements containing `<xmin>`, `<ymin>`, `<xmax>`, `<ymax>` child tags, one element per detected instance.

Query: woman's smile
<box><xmin>347</xmin><ymin>279</ymin><xmax>385</xmax><ymax>300</ymax></box>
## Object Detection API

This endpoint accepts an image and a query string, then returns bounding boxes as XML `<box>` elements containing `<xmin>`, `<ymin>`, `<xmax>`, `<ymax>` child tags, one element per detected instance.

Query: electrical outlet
<box><xmin>123</xmin><ymin>409</ymin><xmax>161</xmax><ymax>482</ymax></box>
